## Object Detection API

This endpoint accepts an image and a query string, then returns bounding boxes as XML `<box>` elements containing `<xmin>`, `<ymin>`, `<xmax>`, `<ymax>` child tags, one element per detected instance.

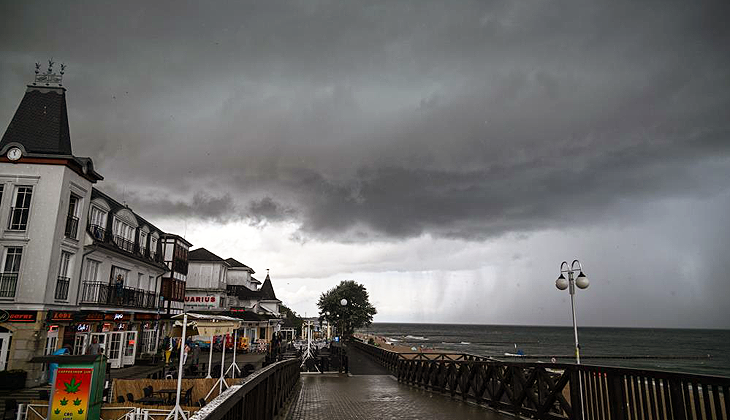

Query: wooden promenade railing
<box><xmin>351</xmin><ymin>340</ymin><xmax>730</xmax><ymax>420</ymax></box>
<box><xmin>193</xmin><ymin>358</ymin><xmax>299</xmax><ymax>420</ymax></box>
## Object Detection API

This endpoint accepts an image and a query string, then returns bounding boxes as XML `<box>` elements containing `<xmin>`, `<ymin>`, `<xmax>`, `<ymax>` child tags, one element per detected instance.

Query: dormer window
<box><xmin>112</xmin><ymin>217</ymin><xmax>136</xmax><ymax>252</ymax></box>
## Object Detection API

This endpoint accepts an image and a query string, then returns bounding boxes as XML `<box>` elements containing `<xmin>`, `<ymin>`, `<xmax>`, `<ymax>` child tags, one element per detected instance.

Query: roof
<box><xmin>1</xmin><ymin>86</ymin><xmax>72</xmax><ymax>155</ymax></box>
<box><xmin>162</xmin><ymin>233</ymin><xmax>193</xmax><ymax>247</ymax></box>
<box><xmin>225</xmin><ymin>258</ymin><xmax>254</xmax><ymax>273</ymax></box>
<box><xmin>91</xmin><ymin>188</ymin><xmax>164</xmax><ymax>234</ymax></box>
<box><xmin>227</xmin><ymin>284</ymin><xmax>260</xmax><ymax>299</ymax></box>
<box><xmin>250</xmin><ymin>277</ymin><xmax>261</xmax><ymax>284</ymax></box>
<box><xmin>189</xmin><ymin>248</ymin><xmax>227</xmax><ymax>262</ymax></box>
<box><xmin>259</xmin><ymin>274</ymin><xmax>278</xmax><ymax>301</ymax></box>
<box><xmin>0</xmin><ymin>84</ymin><xmax>103</xmax><ymax>182</ymax></box>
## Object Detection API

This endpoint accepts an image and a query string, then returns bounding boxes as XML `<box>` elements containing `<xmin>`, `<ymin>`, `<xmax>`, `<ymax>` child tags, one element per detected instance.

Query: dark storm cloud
<box><xmin>246</xmin><ymin>197</ymin><xmax>297</xmax><ymax>225</ymax></box>
<box><xmin>1</xmin><ymin>0</ymin><xmax>729</xmax><ymax>240</ymax></box>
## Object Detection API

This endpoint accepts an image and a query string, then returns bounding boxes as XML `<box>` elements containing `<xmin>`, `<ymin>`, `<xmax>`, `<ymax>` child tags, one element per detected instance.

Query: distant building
<box><xmin>185</xmin><ymin>248</ymin><xmax>284</xmax><ymax>345</ymax></box>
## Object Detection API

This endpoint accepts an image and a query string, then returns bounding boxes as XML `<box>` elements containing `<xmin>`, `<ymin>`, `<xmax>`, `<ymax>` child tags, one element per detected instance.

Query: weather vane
<box><xmin>33</xmin><ymin>59</ymin><xmax>65</xmax><ymax>86</ymax></box>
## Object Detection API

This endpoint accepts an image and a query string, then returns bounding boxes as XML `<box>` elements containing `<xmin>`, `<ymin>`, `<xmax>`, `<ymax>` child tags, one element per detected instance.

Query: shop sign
<box><xmin>76</xmin><ymin>324</ymin><xmax>91</xmax><ymax>332</ymax></box>
<box><xmin>48</xmin><ymin>311</ymin><xmax>75</xmax><ymax>322</ymax></box>
<box><xmin>50</xmin><ymin>367</ymin><xmax>93</xmax><ymax>420</ymax></box>
<box><xmin>85</xmin><ymin>313</ymin><xmax>104</xmax><ymax>321</ymax></box>
<box><xmin>0</xmin><ymin>310</ymin><xmax>38</xmax><ymax>323</ymax></box>
<box><xmin>103</xmin><ymin>313</ymin><xmax>130</xmax><ymax>321</ymax></box>
<box><xmin>184</xmin><ymin>294</ymin><xmax>219</xmax><ymax>305</ymax></box>
<box><xmin>115</xmin><ymin>323</ymin><xmax>127</xmax><ymax>331</ymax></box>
<box><xmin>230</xmin><ymin>307</ymin><xmax>246</xmax><ymax>313</ymax></box>
<box><xmin>134</xmin><ymin>313</ymin><xmax>160</xmax><ymax>321</ymax></box>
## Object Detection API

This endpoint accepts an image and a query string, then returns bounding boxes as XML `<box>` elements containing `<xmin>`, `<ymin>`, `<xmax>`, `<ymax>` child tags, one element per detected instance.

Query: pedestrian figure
<box><xmin>86</xmin><ymin>337</ymin><xmax>101</xmax><ymax>355</ymax></box>
<box><xmin>192</xmin><ymin>342</ymin><xmax>201</xmax><ymax>366</ymax></box>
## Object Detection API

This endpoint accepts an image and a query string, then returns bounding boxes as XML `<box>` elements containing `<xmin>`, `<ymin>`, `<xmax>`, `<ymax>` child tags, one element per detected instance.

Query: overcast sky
<box><xmin>2</xmin><ymin>1</ymin><xmax>729</xmax><ymax>328</ymax></box>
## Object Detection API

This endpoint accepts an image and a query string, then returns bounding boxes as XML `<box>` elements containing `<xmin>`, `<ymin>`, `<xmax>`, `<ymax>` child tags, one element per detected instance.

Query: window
<box><xmin>111</xmin><ymin>266</ymin><xmax>129</xmax><ymax>285</ymax></box>
<box><xmin>0</xmin><ymin>185</ymin><xmax>4</xmax><ymax>205</ymax></box>
<box><xmin>112</xmin><ymin>218</ymin><xmax>135</xmax><ymax>241</ymax></box>
<box><xmin>149</xmin><ymin>275</ymin><xmax>154</xmax><ymax>291</ymax></box>
<box><xmin>8</xmin><ymin>186</ymin><xmax>33</xmax><ymax>230</ymax></box>
<box><xmin>83</xmin><ymin>259</ymin><xmax>100</xmax><ymax>283</ymax></box>
<box><xmin>138</xmin><ymin>273</ymin><xmax>144</xmax><ymax>289</ymax></box>
<box><xmin>65</xmin><ymin>195</ymin><xmax>80</xmax><ymax>239</ymax></box>
<box><xmin>90</xmin><ymin>206</ymin><xmax>107</xmax><ymax>227</ymax></box>
<box><xmin>55</xmin><ymin>251</ymin><xmax>72</xmax><ymax>300</ymax></box>
<box><xmin>0</xmin><ymin>247</ymin><xmax>22</xmax><ymax>298</ymax></box>
<box><xmin>140</xmin><ymin>231</ymin><xmax>148</xmax><ymax>251</ymax></box>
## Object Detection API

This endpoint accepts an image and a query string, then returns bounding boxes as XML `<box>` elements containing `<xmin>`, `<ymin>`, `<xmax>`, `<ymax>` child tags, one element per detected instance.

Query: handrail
<box><xmin>192</xmin><ymin>358</ymin><xmax>299</xmax><ymax>420</ymax></box>
<box><xmin>352</xmin><ymin>339</ymin><xmax>730</xmax><ymax>420</ymax></box>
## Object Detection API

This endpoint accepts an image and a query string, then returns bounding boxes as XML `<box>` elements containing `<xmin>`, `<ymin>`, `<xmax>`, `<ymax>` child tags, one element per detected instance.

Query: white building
<box><xmin>0</xmin><ymin>67</ymin><xmax>191</xmax><ymax>384</ymax></box>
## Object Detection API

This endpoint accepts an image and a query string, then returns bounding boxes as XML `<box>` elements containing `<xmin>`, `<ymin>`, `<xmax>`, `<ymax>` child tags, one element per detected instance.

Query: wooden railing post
<box><xmin>569</xmin><ymin>366</ymin><xmax>583</xmax><ymax>420</ymax></box>
<box><xmin>668</xmin><ymin>378</ymin><xmax>687</xmax><ymax>420</ymax></box>
<box><xmin>607</xmin><ymin>371</ymin><xmax>627</xmax><ymax>420</ymax></box>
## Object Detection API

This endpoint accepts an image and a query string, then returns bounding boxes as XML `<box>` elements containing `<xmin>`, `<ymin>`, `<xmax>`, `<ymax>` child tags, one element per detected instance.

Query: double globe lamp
<box><xmin>555</xmin><ymin>260</ymin><xmax>589</xmax><ymax>364</ymax></box>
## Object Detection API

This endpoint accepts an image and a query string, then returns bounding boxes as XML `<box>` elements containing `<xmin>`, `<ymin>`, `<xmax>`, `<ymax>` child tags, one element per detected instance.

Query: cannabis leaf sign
<box><xmin>54</xmin><ymin>409</ymin><xmax>61</xmax><ymax>415</ymax></box>
<box><xmin>73</xmin><ymin>398</ymin><xmax>82</xmax><ymax>406</ymax></box>
<box><xmin>60</xmin><ymin>398</ymin><xmax>68</xmax><ymax>406</ymax></box>
<box><xmin>78</xmin><ymin>409</ymin><xmax>84</xmax><ymax>414</ymax></box>
<box><xmin>63</xmin><ymin>376</ymin><xmax>82</xmax><ymax>393</ymax></box>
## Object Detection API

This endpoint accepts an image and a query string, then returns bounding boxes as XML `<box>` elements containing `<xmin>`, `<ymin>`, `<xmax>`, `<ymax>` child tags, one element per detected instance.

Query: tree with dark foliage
<box><xmin>318</xmin><ymin>280</ymin><xmax>377</xmax><ymax>338</ymax></box>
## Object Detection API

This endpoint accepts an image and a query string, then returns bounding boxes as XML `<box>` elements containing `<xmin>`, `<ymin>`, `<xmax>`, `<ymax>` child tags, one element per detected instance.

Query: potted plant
<box><xmin>0</xmin><ymin>369</ymin><xmax>27</xmax><ymax>389</ymax></box>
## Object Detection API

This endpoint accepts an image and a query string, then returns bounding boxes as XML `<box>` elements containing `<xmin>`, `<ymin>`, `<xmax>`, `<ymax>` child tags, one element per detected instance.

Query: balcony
<box><xmin>87</xmin><ymin>224</ymin><xmax>163</xmax><ymax>264</ymax></box>
<box><xmin>88</xmin><ymin>224</ymin><xmax>107</xmax><ymax>241</ymax></box>
<box><xmin>161</xmin><ymin>277</ymin><xmax>186</xmax><ymax>302</ymax></box>
<box><xmin>80</xmin><ymin>281</ymin><xmax>159</xmax><ymax>309</ymax></box>
<box><xmin>112</xmin><ymin>235</ymin><xmax>135</xmax><ymax>253</ymax></box>
<box><xmin>64</xmin><ymin>215</ymin><xmax>79</xmax><ymax>239</ymax></box>
<box><xmin>0</xmin><ymin>273</ymin><xmax>18</xmax><ymax>298</ymax></box>
<box><xmin>55</xmin><ymin>276</ymin><xmax>70</xmax><ymax>300</ymax></box>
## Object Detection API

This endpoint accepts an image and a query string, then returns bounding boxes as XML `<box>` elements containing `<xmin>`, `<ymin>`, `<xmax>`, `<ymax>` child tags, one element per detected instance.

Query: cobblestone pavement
<box><xmin>285</xmin><ymin>374</ymin><xmax>510</xmax><ymax>420</ymax></box>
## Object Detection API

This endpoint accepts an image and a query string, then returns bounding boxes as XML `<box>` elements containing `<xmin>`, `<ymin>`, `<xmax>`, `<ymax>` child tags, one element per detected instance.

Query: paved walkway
<box><xmin>286</xmin><ymin>345</ymin><xmax>509</xmax><ymax>420</ymax></box>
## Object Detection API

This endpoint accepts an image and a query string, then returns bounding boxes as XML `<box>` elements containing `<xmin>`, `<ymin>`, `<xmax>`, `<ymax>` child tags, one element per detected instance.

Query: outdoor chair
<box><xmin>197</xmin><ymin>398</ymin><xmax>206</xmax><ymax>407</ymax></box>
<box><xmin>116</xmin><ymin>395</ymin><xmax>125</xmax><ymax>403</ymax></box>
<box><xmin>126</xmin><ymin>392</ymin><xmax>135</xmax><ymax>402</ymax></box>
<box><xmin>143</xmin><ymin>386</ymin><xmax>153</xmax><ymax>397</ymax></box>
<box><xmin>39</xmin><ymin>389</ymin><xmax>50</xmax><ymax>400</ymax></box>
<box><xmin>2</xmin><ymin>399</ymin><xmax>18</xmax><ymax>420</ymax></box>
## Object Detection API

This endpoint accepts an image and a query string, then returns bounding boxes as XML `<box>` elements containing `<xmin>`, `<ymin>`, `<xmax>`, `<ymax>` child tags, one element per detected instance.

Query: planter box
<box><xmin>0</xmin><ymin>370</ymin><xmax>27</xmax><ymax>389</ymax></box>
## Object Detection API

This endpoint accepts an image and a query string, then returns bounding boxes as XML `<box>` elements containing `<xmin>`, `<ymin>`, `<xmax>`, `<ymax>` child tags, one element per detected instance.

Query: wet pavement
<box><xmin>285</xmin><ymin>345</ymin><xmax>509</xmax><ymax>419</ymax></box>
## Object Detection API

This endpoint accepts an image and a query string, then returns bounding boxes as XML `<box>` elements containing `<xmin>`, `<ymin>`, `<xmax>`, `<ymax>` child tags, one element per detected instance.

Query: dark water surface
<box><xmin>362</xmin><ymin>323</ymin><xmax>730</xmax><ymax>377</ymax></box>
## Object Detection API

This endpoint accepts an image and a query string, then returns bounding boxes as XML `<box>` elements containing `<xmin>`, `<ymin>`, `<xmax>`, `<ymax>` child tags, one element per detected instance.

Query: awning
<box><xmin>168</xmin><ymin>312</ymin><xmax>241</xmax><ymax>337</ymax></box>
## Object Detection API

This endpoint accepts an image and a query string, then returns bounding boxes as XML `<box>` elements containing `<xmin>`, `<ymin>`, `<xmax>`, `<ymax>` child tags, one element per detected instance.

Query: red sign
<box><xmin>48</xmin><ymin>312</ymin><xmax>74</xmax><ymax>322</ymax></box>
<box><xmin>230</xmin><ymin>308</ymin><xmax>246</xmax><ymax>313</ymax></box>
<box><xmin>134</xmin><ymin>313</ymin><xmax>160</xmax><ymax>320</ymax></box>
<box><xmin>4</xmin><ymin>311</ymin><xmax>37</xmax><ymax>323</ymax></box>
<box><xmin>83</xmin><ymin>313</ymin><xmax>105</xmax><ymax>321</ymax></box>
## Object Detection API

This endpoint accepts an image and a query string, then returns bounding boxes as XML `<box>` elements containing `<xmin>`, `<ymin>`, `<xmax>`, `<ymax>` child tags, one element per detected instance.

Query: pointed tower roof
<box><xmin>1</xmin><ymin>62</ymin><xmax>72</xmax><ymax>155</ymax></box>
<box><xmin>259</xmin><ymin>270</ymin><xmax>278</xmax><ymax>301</ymax></box>
<box><xmin>1</xmin><ymin>62</ymin><xmax>102</xmax><ymax>182</ymax></box>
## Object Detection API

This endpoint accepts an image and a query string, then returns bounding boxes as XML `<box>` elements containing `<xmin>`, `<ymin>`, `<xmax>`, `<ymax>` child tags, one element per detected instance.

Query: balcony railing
<box><xmin>64</xmin><ymin>215</ymin><xmax>79</xmax><ymax>239</ymax></box>
<box><xmin>88</xmin><ymin>224</ymin><xmax>107</xmax><ymax>241</ymax></box>
<box><xmin>0</xmin><ymin>273</ymin><xmax>18</xmax><ymax>298</ymax></box>
<box><xmin>80</xmin><ymin>281</ymin><xmax>158</xmax><ymax>309</ymax></box>
<box><xmin>112</xmin><ymin>235</ymin><xmax>135</xmax><ymax>253</ymax></box>
<box><xmin>87</xmin><ymin>224</ymin><xmax>163</xmax><ymax>264</ymax></box>
<box><xmin>55</xmin><ymin>276</ymin><xmax>70</xmax><ymax>300</ymax></box>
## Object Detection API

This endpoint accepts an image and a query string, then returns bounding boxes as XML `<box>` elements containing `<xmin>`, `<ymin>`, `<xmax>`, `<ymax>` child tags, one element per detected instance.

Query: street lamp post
<box><xmin>339</xmin><ymin>298</ymin><xmax>347</xmax><ymax>373</ymax></box>
<box><xmin>555</xmin><ymin>259</ymin><xmax>589</xmax><ymax>420</ymax></box>
<box><xmin>555</xmin><ymin>260</ymin><xmax>590</xmax><ymax>364</ymax></box>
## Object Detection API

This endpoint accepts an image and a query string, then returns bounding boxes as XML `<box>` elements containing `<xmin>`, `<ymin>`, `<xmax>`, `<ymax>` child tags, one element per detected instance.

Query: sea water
<box><xmin>362</xmin><ymin>323</ymin><xmax>730</xmax><ymax>376</ymax></box>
